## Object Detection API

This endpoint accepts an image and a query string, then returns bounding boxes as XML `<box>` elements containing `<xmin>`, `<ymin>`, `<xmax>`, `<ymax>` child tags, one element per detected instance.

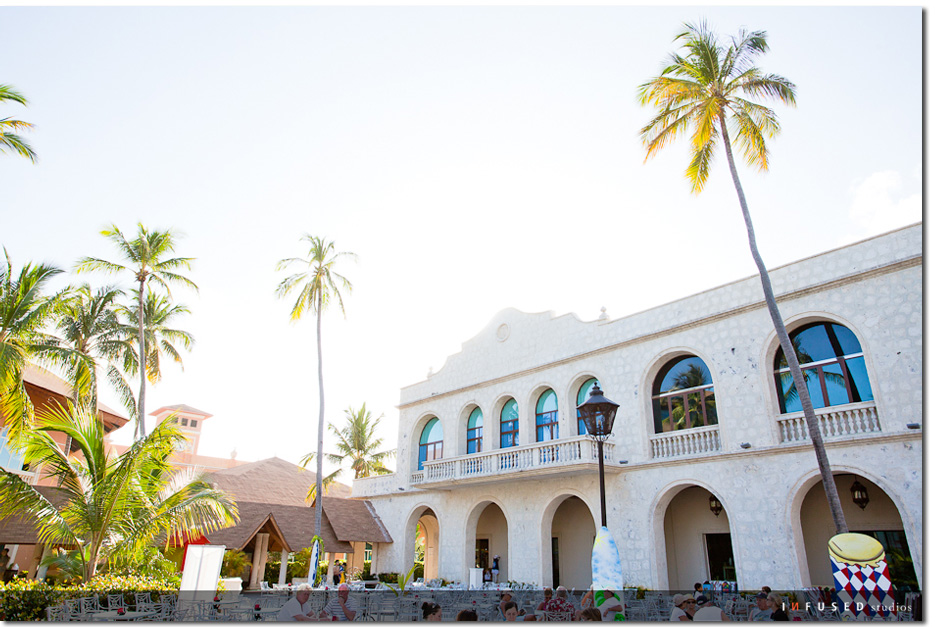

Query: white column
<box><xmin>278</xmin><ymin>550</ymin><xmax>289</xmax><ymax>585</ymax></box>
<box><xmin>325</xmin><ymin>552</ymin><xmax>334</xmax><ymax>586</ymax></box>
<box><xmin>36</xmin><ymin>544</ymin><xmax>53</xmax><ymax>580</ymax></box>
<box><xmin>257</xmin><ymin>533</ymin><xmax>270</xmax><ymax>587</ymax></box>
<box><xmin>250</xmin><ymin>533</ymin><xmax>269</xmax><ymax>588</ymax></box>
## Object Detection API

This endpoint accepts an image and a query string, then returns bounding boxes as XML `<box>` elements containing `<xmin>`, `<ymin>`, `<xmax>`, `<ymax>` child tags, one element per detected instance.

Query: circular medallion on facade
<box><xmin>496</xmin><ymin>323</ymin><xmax>510</xmax><ymax>342</ymax></box>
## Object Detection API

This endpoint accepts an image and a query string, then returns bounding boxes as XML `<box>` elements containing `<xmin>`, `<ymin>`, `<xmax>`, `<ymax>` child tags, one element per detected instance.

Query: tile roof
<box><xmin>208</xmin><ymin>457</ymin><xmax>349</xmax><ymax>506</ymax></box>
<box><xmin>322</xmin><ymin>497</ymin><xmax>393</xmax><ymax>543</ymax></box>
<box><xmin>203</xmin><ymin>501</ymin><xmax>352</xmax><ymax>554</ymax></box>
<box><xmin>22</xmin><ymin>364</ymin><xmax>128</xmax><ymax>435</ymax></box>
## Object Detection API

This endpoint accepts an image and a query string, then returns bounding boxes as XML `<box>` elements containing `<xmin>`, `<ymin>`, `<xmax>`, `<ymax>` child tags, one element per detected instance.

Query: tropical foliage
<box><xmin>276</xmin><ymin>235</ymin><xmax>355</xmax><ymax>538</ymax></box>
<box><xmin>638</xmin><ymin>21</ymin><xmax>848</xmax><ymax>534</ymax></box>
<box><xmin>0</xmin><ymin>403</ymin><xmax>237</xmax><ymax>582</ymax></box>
<box><xmin>76</xmin><ymin>224</ymin><xmax>197</xmax><ymax>439</ymax></box>
<box><xmin>0</xmin><ymin>250</ymin><xmax>69</xmax><ymax>443</ymax></box>
<box><xmin>301</xmin><ymin>403</ymin><xmax>393</xmax><ymax>501</ymax></box>
<box><xmin>117</xmin><ymin>291</ymin><xmax>194</xmax><ymax>389</ymax></box>
<box><xmin>0</xmin><ymin>84</ymin><xmax>36</xmax><ymax>163</ymax></box>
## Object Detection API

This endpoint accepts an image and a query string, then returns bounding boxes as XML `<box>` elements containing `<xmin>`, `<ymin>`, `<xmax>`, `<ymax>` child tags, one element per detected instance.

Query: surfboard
<box><xmin>591</xmin><ymin>526</ymin><xmax>625</xmax><ymax>621</ymax></box>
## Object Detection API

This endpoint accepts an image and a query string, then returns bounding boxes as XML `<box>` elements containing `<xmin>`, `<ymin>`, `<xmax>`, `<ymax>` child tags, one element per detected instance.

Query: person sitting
<box><xmin>503</xmin><ymin>601</ymin><xmax>521</xmax><ymax>621</ymax></box>
<box><xmin>422</xmin><ymin>601</ymin><xmax>443</xmax><ymax>621</ymax></box>
<box><xmin>693</xmin><ymin>583</ymin><xmax>707</xmax><ymax>604</ymax></box>
<box><xmin>277</xmin><ymin>585</ymin><xmax>320</xmax><ymax>621</ymax></box>
<box><xmin>544</xmin><ymin>586</ymin><xmax>575</xmax><ymax>616</ymax></box>
<box><xmin>671</xmin><ymin>594</ymin><xmax>696</xmax><ymax>621</ymax></box>
<box><xmin>597</xmin><ymin>590</ymin><xmax>623</xmax><ymax>621</ymax></box>
<box><xmin>536</xmin><ymin>588</ymin><xmax>553</xmax><ymax>611</ymax></box>
<box><xmin>692</xmin><ymin>598</ymin><xmax>731</xmax><ymax>622</ymax></box>
<box><xmin>579</xmin><ymin>607</ymin><xmax>602</xmax><ymax>621</ymax></box>
<box><xmin>498</xmin><ymin>592</ymin><xmax>514</xmax><ymax>617</ymax></box>
<box><xmin>767</xmin><ymin>594</ymin><xmax>788</xmax><ymax>621</ymax></box>
<box><xmin>456</xmin><ymin>609</ymin><xmax>478</xmax><ymax>621</ymax></box>
<box><xmin>319</xmin><ymin>583</ymin><xmax>358</xmax><ymax>621</ymax></box>
<box><xmin>748</xmin><ymin>593</ymin><xmax>773</xmax><ymax>622</ymax></box>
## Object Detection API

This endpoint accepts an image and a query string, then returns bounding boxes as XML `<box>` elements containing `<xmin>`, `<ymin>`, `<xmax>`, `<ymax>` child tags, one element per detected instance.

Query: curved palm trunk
<box><xmin>137</xmin><ymin>279</ymin><xmax>147</xmax><ymax>440</ymax></box>
<box><xmin>313</xmin><ymin>302</ymin><xmax>325</xmax><ymax>538</ymax></box>
<box><xmin>718</xmin><ymin>116</ymin><xmax>848</xmax><ymax>534</ymax></box>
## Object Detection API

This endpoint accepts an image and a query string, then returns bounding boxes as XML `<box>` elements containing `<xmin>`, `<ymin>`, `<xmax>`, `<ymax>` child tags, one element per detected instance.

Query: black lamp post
<box><xmin>576</xmin><ymin>383</ymin><xmax>620</xmax><ymax>527</ymax></box>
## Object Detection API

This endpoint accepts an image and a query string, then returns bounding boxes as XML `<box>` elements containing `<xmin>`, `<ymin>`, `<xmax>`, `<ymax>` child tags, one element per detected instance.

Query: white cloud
<box><xmin>849</xmin><ymin>170</ymin><xmax>923</xmax><ymax>236</ymax></box>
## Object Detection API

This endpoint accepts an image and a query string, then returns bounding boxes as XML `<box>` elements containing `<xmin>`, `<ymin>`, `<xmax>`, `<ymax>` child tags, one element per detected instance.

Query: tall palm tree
<box><xmin>638</xmin><ymin>22</ymin><xmax>847</xmax><ymax>532</ymax></box>
<box><xmin>52</xmin><ymin>284</ymin><xmax>134</xmax><ymax>415</ymax></box>
<box><xmin>0</xmin><ymin>249</ymin><xmax>69</xmax><ymax>443</ymax></box>
<box><xmin>0</xmin><ymin>85</ymin><xmax>37</xmax><ymax>163</ymax></box>
<box><xmin>276</xmin><ymin>235</ymin><xmax>355</xmax><ymax>539</ymax></box>
<box><xmin>301</xmin><ymin>403</ymin><xmax>393</xmax><ymax>501</ymax></box>
<box><xmin>0</xmin><ymin>403</ymin><xmax>237</xmax><ymax>581</ymax></box>
<box><xmin>75</xmin><ymin>224</ymin><xmax>197</xmax><ymax>439</ymax></box>
<box><xmin>117</xmin><ymin>291</ymin><xmax>195</xmax><ymax>392</ymax></box>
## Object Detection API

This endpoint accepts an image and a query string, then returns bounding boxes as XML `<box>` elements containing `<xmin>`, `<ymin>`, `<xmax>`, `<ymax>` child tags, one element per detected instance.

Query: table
<box><xmin>88</xmin><ymin>610</ymin><xmax>158</xmax><ymax>621</ymax></box>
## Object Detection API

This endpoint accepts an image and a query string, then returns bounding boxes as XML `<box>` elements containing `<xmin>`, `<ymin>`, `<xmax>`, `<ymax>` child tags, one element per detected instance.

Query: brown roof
<box><xmin>0</xmin><ymin>486</ymin><xmax>70</xmax><ymax>544</ymax></box>
<box><xmin>22</xmin><ymin>364</ymin><xmax>128</xmax><ymax>438</ymax></box>
<box><xmin>203</xmin><ymin>502</ymin><xmax>352</xmax><ymax>554</ymax></box>
<box><xmin>322</xmin><ymin>497</ymin><xmax>393</xmax><ymax>543</ymax></box>
<box><xmin>151</xmin><ymin>404</ymin><xmax>213</xmax><ymax>417</ymax></box>
<box><xmin>208</xmin><ymin>457</ymin><xmax>349</xmax><ymax>506</ymax></box>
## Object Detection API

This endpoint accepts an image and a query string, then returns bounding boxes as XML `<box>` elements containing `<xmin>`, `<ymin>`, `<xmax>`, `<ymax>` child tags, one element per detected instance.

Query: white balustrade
<box><xmin>650</xmin><ymin>425</ymin><xmax>721</xmax><ymax>460</ymax></box>
<box><xmin>777</xmin><ymin>402</ymin><xmax>880</xmax><ymax>443</ymax></box>
<box><xmin>412</xmin><ymin>436</ymin><xmax>614</xmax><ymax>485</ymax></box>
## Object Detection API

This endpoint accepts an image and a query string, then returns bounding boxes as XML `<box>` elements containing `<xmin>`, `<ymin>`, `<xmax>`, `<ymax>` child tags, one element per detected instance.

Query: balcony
<box><xmin>777</xmin><ymin>401</ymin><xmax>881</xmax><ymax>443</ymax></box>
<box><xmin>411</xmin><ymin>435</ymin><xmax>616</xmax><ymax>488</ymax></box>
<box><xmin>650</xmin><ymin>425</ymin><xmax>721</xmax><ymax>460</ymax></box>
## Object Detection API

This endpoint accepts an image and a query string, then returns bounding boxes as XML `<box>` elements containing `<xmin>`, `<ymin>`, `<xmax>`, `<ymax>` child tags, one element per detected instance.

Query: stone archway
<box><xmin>798</xmin><ymin>473</ymin><xmax>919</xmax><ymax>592</ymax></box>
<box><xmin>405</xmin><ymin>505</ymin><xmax>440</xmax><ymax>582</ymax></box>
<box><xmin>465</xmin><ymin>500</ymin><xmax>510</xmax><ymax>584</ymax></box>
<box><xmin>542</xmin><ymin>495</ymin><xmax>596</xmax><ymax>590</ymax></box>
<box><xmin>661</xmin><ymin>486</ymin><xmax>735</xmax><ymax>590</ymax></box>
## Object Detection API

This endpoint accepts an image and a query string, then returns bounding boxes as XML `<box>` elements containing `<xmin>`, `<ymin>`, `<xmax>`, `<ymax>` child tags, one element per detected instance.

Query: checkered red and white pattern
<box><xmin>830</xmin><ymin>557</ymin><xmax>897</xmax><ymax>619</ymax></box>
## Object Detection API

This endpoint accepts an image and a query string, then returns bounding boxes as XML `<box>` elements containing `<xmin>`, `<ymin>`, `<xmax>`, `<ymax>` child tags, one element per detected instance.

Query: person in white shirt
<box><xmin>277</xmin><ymin>585</ymin><xmax>320</xmax><ymax>621</ymax></box>
<box><xmin>319</xmin><ymin>583</ymin><xmax>358</xmax><ymax>621</ymax></box>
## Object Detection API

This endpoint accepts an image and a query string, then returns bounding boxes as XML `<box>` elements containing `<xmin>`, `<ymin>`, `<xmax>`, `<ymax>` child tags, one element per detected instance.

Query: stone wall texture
<box><xmin>354</xmin><ymin>223</ymin><xmax>922</xmax><ymax>590</ymax></box>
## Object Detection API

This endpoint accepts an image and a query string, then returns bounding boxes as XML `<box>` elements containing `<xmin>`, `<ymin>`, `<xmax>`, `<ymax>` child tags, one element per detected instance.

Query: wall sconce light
<box><xmin>708</xmin><ymin>494</ymin><xmax>723</xmax><ymax>517</ymax></box>
<box><xmin>907</xmin><ymin>423</ymin><xmax>921</xmax><ymax>429</ymax></box>
<box><xmin>850</xmin><ymin>476</ymin><xmax>869</xmax><ymax>510</ymax></box>
<box><xmin>740</xmin><ymin>442</ymin><xmax>751</xmax><ymax>449</ymax></box>
<box><xmin>619</xmin><ymin>460</ymin><xmax>629</xmax><ymax>465</ymax></box>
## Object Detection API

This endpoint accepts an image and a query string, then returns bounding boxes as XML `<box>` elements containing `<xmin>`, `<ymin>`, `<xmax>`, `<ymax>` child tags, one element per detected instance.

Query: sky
<box><xmin>1</xmin><ymin>4</ymin><xmax>925</xmax><ymax>486</ymax></box>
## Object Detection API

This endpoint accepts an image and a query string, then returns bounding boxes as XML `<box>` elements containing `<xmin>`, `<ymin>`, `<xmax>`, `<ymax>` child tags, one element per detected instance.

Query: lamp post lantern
<box><xmin>576</xmin><ymin>383</ymin><xmax>620</xmax><ymax>527</ymax></box>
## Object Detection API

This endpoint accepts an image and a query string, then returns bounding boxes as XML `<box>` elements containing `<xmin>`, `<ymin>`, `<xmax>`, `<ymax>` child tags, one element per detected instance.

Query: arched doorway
<box><xmin>663</xmin><ymin>486</ymin><xmax>735</xmax><ymax>590</ymax></box>
<box><xmin>799</xmin><ymin>474</ymin><xmax>919</xmax><ymax>593</ymax></box>
<box><xmin>543</xmin><ymin>496</ymin><xmax>596</xmax><ymax>590</ymax></box>
<box><xmin>406</xmin><ymin>506</ymin><xmax>440</xmax><ymax>582</ymax></box>
<box><xmin>467</xmin><ymin>501</ymin><xmax>509</xmax><ymax>584</ymax></box>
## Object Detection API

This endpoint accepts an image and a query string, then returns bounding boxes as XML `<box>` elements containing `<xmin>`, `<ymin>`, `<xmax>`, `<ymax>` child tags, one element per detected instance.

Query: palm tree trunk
<box><xmin>313</xmin><ymin>302</ymin><xmax>325</xmax><ymax>538</ymax></box>
<box><xmin>718</xmin><ymin>115</ymin><xmax>848</xmax><ymax>534</ymax></box>
<box><xmin>137</xmin><ymin>279</ymin><xmax>147</xmax><ymax>440</ymax></box>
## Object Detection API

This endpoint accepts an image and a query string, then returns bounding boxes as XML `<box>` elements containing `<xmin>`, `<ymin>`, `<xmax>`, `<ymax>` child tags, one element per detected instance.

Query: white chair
<box><xmin>46</xmin><ymin>604</ymin><xmax>68</xmax><ymax>621</ymax></box>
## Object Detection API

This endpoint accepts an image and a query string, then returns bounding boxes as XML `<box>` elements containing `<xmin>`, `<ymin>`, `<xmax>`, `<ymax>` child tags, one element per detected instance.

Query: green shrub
<box><xmin>0</xmin><ymin>579</ymin><xmax>60</xmax><ymax>621</ymax></box>
<box><xmin>221</xmin><ymin>550</ymin><xmax>250</xmax><ymax>578</ymax></box>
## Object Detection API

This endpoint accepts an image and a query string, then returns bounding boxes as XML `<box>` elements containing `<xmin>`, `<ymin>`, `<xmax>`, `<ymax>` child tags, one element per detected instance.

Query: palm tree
<box><xmin>75</xmin><ymin>224</ymin><xmax>197</xmax><ymax>439</ymax></box>
<box><xmin>0</xmin><ymin>403</ymin><xmax>237</xmax><ymax>581</ymax></box>
<box><xmin>301</xmin><ymin>403</ymin><xmax>393</xmax><ymax>501</ymax></box>
<box><xmin>638</xmin><ymin>22</ymin><xmax>847</xmax><ymax>532</ymax></box>
<box><xmin>52</xmin><ymin>285</ymin><xmax>134</xmax><ymax>415</ymax></box>
<box><xmin>0</xmin><ymin>249</ymin><xmax>69</xmax><ymax>443</ymax></box>
<box><xmin>0</xmin><ymin>85</ymin><xmax>37</xmax><ymax>163</ymax></box>
<box><xmin>117</xmin><ymin>291</ymin><xmax>195</xmax><ymax>392</ymax></box>
<box><xmin>276</xmin><ymin>235</ymin><xmax>355</xmax><ymax>539</ymax></box>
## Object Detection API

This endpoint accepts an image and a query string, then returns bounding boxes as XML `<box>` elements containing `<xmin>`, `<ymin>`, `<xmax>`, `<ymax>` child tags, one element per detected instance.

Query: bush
<box><xmin>0</xmin><ymin>579</ymin><xmax>60</xmax><ymax>621</ymax></box>
<box><xmin>376</xmin><ymin>573</ymin><xmax>398</xmax><ymax>584</ymax></box>
<box><xmin>221</xmin><ymin>550</ymin><xmax>250</xmax><ymax>578</ymax></box>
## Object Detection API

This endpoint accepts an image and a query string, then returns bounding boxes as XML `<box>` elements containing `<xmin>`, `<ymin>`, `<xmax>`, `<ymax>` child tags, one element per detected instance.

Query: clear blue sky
<box><xmin>1</xmin><ymin>5</ymin><xmax>924</xmax><ymax>480</ymax></box>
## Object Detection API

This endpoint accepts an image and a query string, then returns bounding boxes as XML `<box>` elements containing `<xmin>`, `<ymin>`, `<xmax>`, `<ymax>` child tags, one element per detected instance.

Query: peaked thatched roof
<box><xmin>203</xmin><ymin>501</ymin><xmax>352</xmax><ymax>554</ymax></box>
<box><xmin>322</xmin><ymin>498</ymin><xmax>393</xmax><ymax>543</ymax></box>
<box><xmin>208</xmin><ymin>457</ymin><xmax>350</xmax><ymax>505</ymax></box>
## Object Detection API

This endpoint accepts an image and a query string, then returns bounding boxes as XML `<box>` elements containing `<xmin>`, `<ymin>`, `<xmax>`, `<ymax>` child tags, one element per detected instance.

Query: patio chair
<box><xmin>81</xmin><ymin>595</ymin><xmax>102</xmax><ymax>615</ymax></box>
<box><xmin>107</xmin><ymin>593</ymin><xmax>126</xmax><ymax>610</ymax></box>
<box><xmin>64</xmin><ymin>598</ymin><xmax>83</xmax><ymax>620</ymax></box>
<box><xmin>542</xmin><ymin>610</ymin><xmax>574</xmax><ymax>621</ymax></box>
<box><xmin>46</xmin><ymin>604</ymin><xmax>68</xmax><ymax>621</ymax></box>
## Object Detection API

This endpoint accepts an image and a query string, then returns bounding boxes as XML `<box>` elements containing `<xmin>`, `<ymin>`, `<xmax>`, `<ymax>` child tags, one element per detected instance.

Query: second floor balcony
<box><xmin>411</xmin><ymin>435</ymin><xmax>616</xmax><ymax>488</ymax></box>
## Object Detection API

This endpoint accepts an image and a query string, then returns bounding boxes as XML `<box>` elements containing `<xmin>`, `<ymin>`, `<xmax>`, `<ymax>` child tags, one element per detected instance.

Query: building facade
<box><xmin>352</xmin><ymin>224</ymin><xmax>923</xmax><ymax>592</ymax></box>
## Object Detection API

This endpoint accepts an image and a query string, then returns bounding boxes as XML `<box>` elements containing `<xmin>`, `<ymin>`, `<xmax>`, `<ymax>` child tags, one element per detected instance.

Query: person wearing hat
<box><xmin>748</xmin><ymin>593</ymin><xmax>773</xmax><ymax>621</ymax></box>
<box><xmin>692</xmin><ymin>597</ymin><xmax>731</xmax><ymax>622</ymax></box>
<box><xmin>671</xmin><ymin>594</ymin><xmax>696</xmax><ymax>621</ymax></box>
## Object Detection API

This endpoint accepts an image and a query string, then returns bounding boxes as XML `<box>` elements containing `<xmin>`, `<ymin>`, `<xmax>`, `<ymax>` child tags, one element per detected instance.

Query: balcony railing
<box><xmin>777</xmin><ymin>402</ymin><xmax>881</xmax><ymax>443</ymax></box>
<box><xmin>412</xmin><ymin>436</ymin><xmax>614</xmax><ymax>486</ymax></box>
<box><xmin>650</xmin><ymin>425</ymin><xmax>721</xmax><ymax>460</ymax></box>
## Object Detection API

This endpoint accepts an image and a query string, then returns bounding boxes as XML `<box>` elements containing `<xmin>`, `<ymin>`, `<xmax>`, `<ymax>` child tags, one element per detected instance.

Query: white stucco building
<box><xmin>352</xmin><ymin>223</ymin><xmax>922</xmax><ymax>593</ymax></box>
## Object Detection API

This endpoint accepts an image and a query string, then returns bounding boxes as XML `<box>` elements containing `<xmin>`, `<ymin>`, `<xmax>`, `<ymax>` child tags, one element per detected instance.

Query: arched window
<box><xmin>774</xmin><ymin>321</ymin><xmax>874</xmax><ymax>413</ymax></box>
<box><xmin>500</xmin><ymin>399</ymin><xmax>519</xmax><ymax>448</ymax></box>
<box><xmin>535</xmin><ymin>390</ymin><xmax>559</xmax><ymax>442</ymax></box>
<box><xmin>576</xmin><ymin>378</ymin><xmax>599</xmax><ymax>435</ymax></box>
<box><xmin>418</xmin><ymin>418</ymin><xmax>443</xmax><ymax>470</ymax></box>
<box><xmin>467</xmin><ymin>407</ymin><xmax>483</xmax><ymax>454</ymax></box>
<box><xmin>652</xmin><ymin>356</ymin><xmax>717</xmax><ymax>433</ymax></box>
